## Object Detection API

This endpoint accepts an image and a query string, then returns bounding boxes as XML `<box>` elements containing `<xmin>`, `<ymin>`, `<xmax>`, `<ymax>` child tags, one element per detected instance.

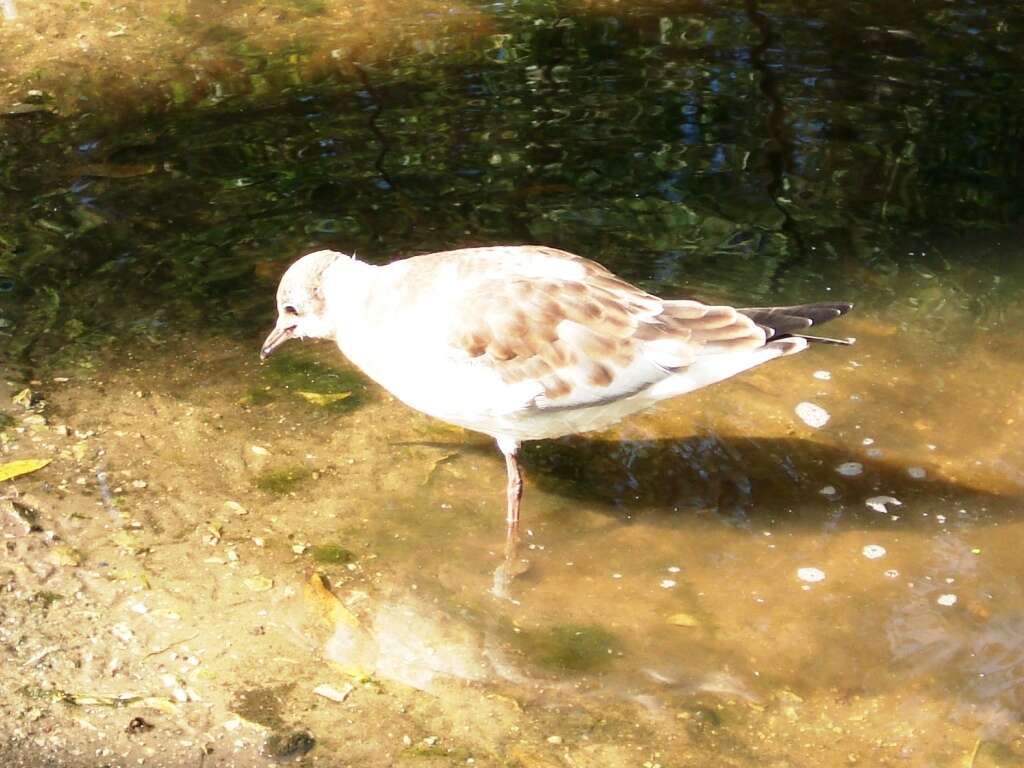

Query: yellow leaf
<box><xmin>12</xmin><ymin>388</ymin><xmax>34</xmax><ymax>408</ymax></box>
<box><xmin>140</xmin><ymin>697</ymin><xmax>181</xmax><ymax>716</ymax></box>
<box><xmin>0</xmin><ymin>459</ymin><xmax>51</xmax><ymax>483</ymax></box>
<box><xmin>304</xmin><ymin>573</ymin><xmax>360</xmax><ymax>629</ymax></box>
<box><xmin>49</xmin><ymin>545</ymin><xmax>82</xmax><ymax>567</ymax></box>
<box><xmin>296</xmin><ymin>391</ymin><xmax>351</xmax><ymax>406</ymax></box>
<box><xmin>666</xmin><ymin>613</ymin><xmax>700</xmax><ymax>628</ymax></box>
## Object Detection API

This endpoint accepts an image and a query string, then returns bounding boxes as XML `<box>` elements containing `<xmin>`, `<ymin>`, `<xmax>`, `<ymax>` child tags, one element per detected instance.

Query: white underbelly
<box><xmin>337</xmin><ymin>331</ymin><xmax>656</xmax><ymax>442</ymax></box>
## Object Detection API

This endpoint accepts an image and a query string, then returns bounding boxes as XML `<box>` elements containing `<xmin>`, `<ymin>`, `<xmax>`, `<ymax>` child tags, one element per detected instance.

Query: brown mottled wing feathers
<box><xmin>452</xmin><ymin>276</ymin><xmax>643</xmax><ymax>403</ymax></box>
<box><xmin>447</xmin><ymin>253</ymin><xmax>768</xmax><ymax>410</ymax></box>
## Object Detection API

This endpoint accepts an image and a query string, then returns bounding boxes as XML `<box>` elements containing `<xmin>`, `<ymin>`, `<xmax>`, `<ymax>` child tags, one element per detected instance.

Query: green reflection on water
<box><xmin>1</xmin><ymin>0</ymin><xmax>1022</xmax><ymax>369</ymax></box>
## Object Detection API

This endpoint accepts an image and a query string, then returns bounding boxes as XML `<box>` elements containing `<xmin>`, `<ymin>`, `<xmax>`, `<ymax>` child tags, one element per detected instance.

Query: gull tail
<box><xmin>739</xmin><ymin>302</ymin><xmax>855</xmax><ymax>345</ymax></box>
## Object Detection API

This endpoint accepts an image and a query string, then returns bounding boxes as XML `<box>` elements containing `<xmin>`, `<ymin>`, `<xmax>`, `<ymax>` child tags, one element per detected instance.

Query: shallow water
<box><xmin>2</xmin><ymin>1</ymin><xmax>1024</xmax><ymax>766</ymax></box>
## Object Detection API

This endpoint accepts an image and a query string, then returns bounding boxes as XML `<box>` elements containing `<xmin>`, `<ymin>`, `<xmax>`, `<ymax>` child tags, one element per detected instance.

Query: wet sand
<box><xmin>3</xmin><ymin>292</ymin><xmax>1023</xmax><ymax>766</ymax></box>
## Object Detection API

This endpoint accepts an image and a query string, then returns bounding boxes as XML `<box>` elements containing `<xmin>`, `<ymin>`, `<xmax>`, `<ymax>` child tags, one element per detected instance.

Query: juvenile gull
<box><xmin>260</xmin><ymin>245</ymin><xmax>853</xmax><ymax>593</ymax></box>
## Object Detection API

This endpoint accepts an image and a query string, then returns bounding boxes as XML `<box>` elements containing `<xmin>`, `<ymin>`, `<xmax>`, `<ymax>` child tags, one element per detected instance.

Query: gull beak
<box><xmin>260</xmin><ymin>323</ymin><xmax>296</xmax><ymax>360</ymax></box>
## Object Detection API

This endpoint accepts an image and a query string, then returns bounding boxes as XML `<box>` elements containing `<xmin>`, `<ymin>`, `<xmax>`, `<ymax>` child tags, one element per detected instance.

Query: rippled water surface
<box><xmin>2</xmin><ymin>1</ymin><xmax>1023</xmax><ymax>766</ymax></box>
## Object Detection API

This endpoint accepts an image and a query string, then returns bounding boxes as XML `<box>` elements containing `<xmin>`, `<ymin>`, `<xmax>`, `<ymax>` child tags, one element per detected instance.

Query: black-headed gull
<box><xmin>261</xmin><ymin>245</ymin><xmax>852</xmax><ymax>594</ymax></box>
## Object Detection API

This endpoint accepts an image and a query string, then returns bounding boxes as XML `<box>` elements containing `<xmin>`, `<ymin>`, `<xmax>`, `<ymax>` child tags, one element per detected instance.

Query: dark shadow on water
<box><xmin>481</xmin><ymin>434</ymin><xmax>1024</xmax><ymax>528</ymax></box>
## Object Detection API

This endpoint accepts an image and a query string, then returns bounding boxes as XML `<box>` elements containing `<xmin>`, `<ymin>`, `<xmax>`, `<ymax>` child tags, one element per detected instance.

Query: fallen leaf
<box><xmin>48</xmin><ymin>545</ymin><xmax>82</xmax><ymax>567</ymax></box>
<box><xmin>296</xmin><ymin>391</ymin><xmax>352</xmax><ymax>406</ymax></box>
<box><xmin>304</xmin><ymin>573</ymin><xmax>360</xmax><ymax>629</ymax></box>
<box><xmin>666</xmin><ymin>613</ymin><xmax>700</xmax><ymax>628</ymax></box>
<box><xmin>0</xmin><ymin>459</ymin><xmax>51</xmax><ymax>483</ymax></box>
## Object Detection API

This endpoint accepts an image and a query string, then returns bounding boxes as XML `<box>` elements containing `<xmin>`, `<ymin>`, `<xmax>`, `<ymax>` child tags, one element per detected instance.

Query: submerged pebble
<box><xmin>861</xmin><ymin>544</ymin><xmax>886</xmax><ymax>559</ymax></box>
<box><xmin>812</xmin><ymin>370</ymin><xmax>832</xmax><ymax>381</ymax></box>
<box><xmin>936</xmin><ymin>594</ymin><xmax>958</xmax><ymax>607</ymax></box>
<box><xmin>865</xmin><ymin>496</ymin><xmax>902</xmax><ymax>514</ymax></box>
<box><xmin>313</xmin><ymin>683</ymin><xmax>353</xmax><ymax>703</ymax></box>
<box><xmin>797</xmin><ymin>567</ymin><xmax>826</xmax><ymax>583</ymax></box>
<box><xmin>266</xmin><ymin>731</ymin><xmax>315</xmax><ymax>760</ymax></box>
<box><xmin>907</xmin><ymin>466</ymin><xmax>927</xmax><ymax>479</ymax></box>
<box><xmin>837</xmin><ymin>462</ymin><xmax>863</xmax><ymax>477</ymax></box>
<box><xmin>795</xmin><ymin>401</ymin><xmax>831</xmax><ymax>428</ymax></box>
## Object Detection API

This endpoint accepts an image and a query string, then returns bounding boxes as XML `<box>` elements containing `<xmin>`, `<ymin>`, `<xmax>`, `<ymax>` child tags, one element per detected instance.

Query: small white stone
<box><xmin>313</xmin><ymin>683</ymin><xmax>353</xmax><ymax>703</ymax></box>
<box><xmin>865</xmin><ymin>496</ymin><xmax>902</xmax><ymax>513</ymax></box>
<box><xmin>795</xmin><ymin>402</ymin><xmax>831</xmax><ymax>429</ymax></box>
<box><xmin>129</xmin><ymin>602</ymin><xmax>148</xmax><ymax>615</ymax></box>
<box><xmin>936</xmin><ymin>594</ymin><xmax>957</xmax><ymax>607</ymax></box>
<box><xmin>837</xmin><ymin>462</ymin><xmax>863</xmax><ymax>477</ymax></box>
<box><xmin>224</xmin><ymin>501</ymin><xmax>248</xmax><ymax>515</ymax></box>
<box><xmin>861</xmin><ymin>544</ymin><xmax>886</xmax><ymax>559</ymax></box>
<box><xmin>797</xmin><ymin>567</ymin><xmax>826</xmax><ymax>583</ymax></box>
<box><xmin>111</xmin><ymin>623</ymin><xmax>134</xmax><ymax>643</ymax></box>
<box><xmin>861</xmin><ymin>437</ymin><xmax>874</xmax><ymax>446</ymax></box>
<box><xmin>547</xmin><ymin>736</ymin><xmax>563</xmax><ymax>745</ymax></box>
<box><xmin>666</xmin><ymin>566</ymin><xmax>681</xmax><ymax>573</ymax></box>
<box><xmin>812</xmin><ymin>370</ymin><xmax>832</xmax><ymax>381</ymax></box>
<box><xmin>819</xmin><ymin>485</ymin><xmax>837</xmax><ymax>496</ymax></box>
<box><xmin>908</xmin><ymin>467</ymin><xmax>927</xmax><ymax>479</ymax></box>
<box><xmin>611</xmin><ymin>573</ymin><xmax>623</xmax><ymax>579</ymax></box>
<box><xmin>250</xmin><ymin>445</ymin><xmax>269</xmax><ymax>456</ymax></box>
<box><xmin>884</xmin><ymin>569</ymin><xmax>899</xmax><ymax>578</ymax></box>
<box><xmin>659</xmin><ymin>579</ymin><xmax>677</xmax><ymax>589</ymax></box>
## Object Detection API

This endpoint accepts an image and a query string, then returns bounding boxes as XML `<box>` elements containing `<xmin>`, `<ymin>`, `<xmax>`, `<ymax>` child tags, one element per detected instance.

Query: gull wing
<box><xmin>446</xmin><ymin>266</ymin><xmax>768</xmax><ymax>412</ymax></box>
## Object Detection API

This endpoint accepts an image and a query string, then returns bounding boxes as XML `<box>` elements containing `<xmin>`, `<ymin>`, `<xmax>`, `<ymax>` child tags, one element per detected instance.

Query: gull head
<box><xmin>260</xmin><ymin>250</ymin><xmax>341</xmax><ymax>360</ymax></box>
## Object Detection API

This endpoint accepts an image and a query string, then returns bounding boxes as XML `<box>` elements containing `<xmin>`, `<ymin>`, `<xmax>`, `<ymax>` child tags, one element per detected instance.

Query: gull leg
<box><xmin>492</xmin><ymin>437</ymin><xmax>524</xmax><ymax>599</ymax></box>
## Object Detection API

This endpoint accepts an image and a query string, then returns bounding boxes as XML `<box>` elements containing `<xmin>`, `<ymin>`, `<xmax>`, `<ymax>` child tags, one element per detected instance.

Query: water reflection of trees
<box><xmin>1</xmin><ymin>1</ymin><xmax>1021</xmax><ymax>367</ymax></box>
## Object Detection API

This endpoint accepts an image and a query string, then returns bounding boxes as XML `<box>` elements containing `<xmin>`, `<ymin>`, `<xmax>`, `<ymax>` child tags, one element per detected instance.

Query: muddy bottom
<box><xmin>2</xmin><ymin>293</ymin><xmax>1023</xmax><ymax>767</ymax></box>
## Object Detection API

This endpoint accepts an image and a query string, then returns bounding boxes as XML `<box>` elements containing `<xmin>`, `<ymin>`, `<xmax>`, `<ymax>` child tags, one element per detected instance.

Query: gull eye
<box><xmin>284</xmin><ymin>305</ymin><xmax>298</xmax><ymax>316</ymax></box>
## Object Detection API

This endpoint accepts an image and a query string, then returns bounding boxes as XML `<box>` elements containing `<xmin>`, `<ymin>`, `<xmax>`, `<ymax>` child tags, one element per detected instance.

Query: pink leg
<box><xmin>492</xmin><ymin>438</ymin><xmax>523</xmax><ymax>598</ymax></box>
<box><xmin>504</xmin><ymin>446</ymin><xmax>523</xmax><ymax>530</ymax></box>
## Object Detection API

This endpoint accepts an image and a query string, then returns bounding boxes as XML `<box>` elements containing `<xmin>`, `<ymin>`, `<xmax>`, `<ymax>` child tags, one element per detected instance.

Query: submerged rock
<box><xmin>265</xmin><ymin>730</ymin><xmax>315</xmax><ymax>761</ymax></box>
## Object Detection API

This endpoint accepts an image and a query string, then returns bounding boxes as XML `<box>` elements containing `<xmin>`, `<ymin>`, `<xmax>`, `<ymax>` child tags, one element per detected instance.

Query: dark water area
<box><xmin>2</xmin><ymin>0</ymin><xmax>1023</xmax><ymax>367</ymax></box>
<box><xmin>2</xmin><ymin>2</ymin><xmax>1024</xmax><ymax>766</ymax></box>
